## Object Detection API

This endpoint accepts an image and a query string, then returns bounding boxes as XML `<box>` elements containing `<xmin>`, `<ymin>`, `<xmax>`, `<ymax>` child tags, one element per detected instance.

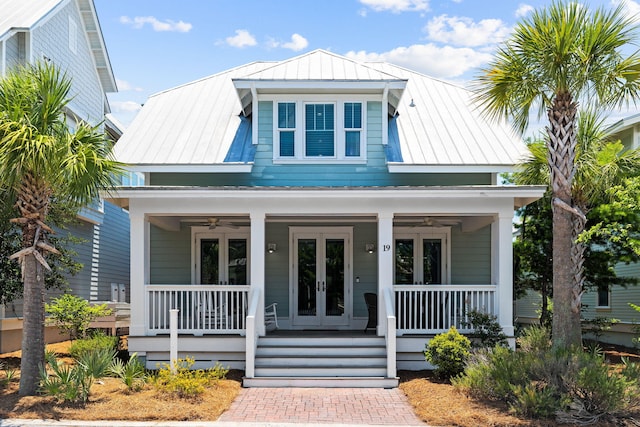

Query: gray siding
<box><xmin>65</xmin><ymin>219</ymin><xmax>95</xmax><ymax>300</ymax></box>
<box><xmin>95</xmin><ymin>202</ymin><xmax>130</xmax><ymax>301</ymax></box>
<box><xmin>451</xmin><ymin>225</ymin><xmax>491</xmax><ymax>284</ymax></box>
<box><xmin>150</xmin><ymin>225</ymin><xmax>191</xmax><ymax>284</ymax></box>
<box><xmin>31</xmin><ymin>1</ymin><xmax>104</xmax><ymax>122</ymax></box>
<box><xmin>4</xmin><ymin>32</ymin><xmax>25</xmax><ymax>69</ymax></box>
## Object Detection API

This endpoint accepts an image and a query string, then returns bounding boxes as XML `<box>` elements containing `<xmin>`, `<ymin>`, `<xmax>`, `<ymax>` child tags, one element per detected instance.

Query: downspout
<box><xmin>251</xmin><ymin>84</ymin><xmax>258</xmax><ymax>145</ymax></box>
<box><xmin>382</xmin><ymin>84</ymin><xmax>389</xmax><ymax>146</ymax></box>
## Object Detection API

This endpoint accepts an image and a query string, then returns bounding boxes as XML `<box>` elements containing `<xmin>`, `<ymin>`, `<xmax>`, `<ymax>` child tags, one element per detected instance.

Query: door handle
<box><xmin>317</xmin><ymin>282</ymin><xmax>320</xmax><ymax>292</ymax></box>
<box><xmin>322</xmin><ymin>281</ymin><xmax>326</xmax><ymax>292</ymax></box>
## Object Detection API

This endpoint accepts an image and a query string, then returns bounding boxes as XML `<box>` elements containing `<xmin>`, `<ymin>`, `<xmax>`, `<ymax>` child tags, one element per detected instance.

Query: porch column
<box><xmin>129</xmin><ymin>210</ymin><xmax>149</xmax><ymax>336</ymax></box>
<box><xmin>494</xmin><ymin>212</ymin><xmax>514</xmax><ymax>339</ymax></box>
<box><xmin>377</xmin><ymin>212</ymin><xmax>394</xmax><ymax>336</ymax></box>
<box><xmin>250</xmin><ymin>211</ymin><xmax>266</xmax><ymax>336</ymax></box>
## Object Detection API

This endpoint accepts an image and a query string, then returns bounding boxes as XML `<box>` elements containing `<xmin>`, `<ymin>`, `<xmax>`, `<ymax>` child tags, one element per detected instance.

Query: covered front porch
<box><xmin>108</xmin><ymin>185</ymin><xmax>543</xmax><ymax>385</ymax></box>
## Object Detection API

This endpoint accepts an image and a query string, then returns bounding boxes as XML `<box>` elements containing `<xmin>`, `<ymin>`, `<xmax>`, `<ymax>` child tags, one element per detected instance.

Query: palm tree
<box><xmin>474</xmin><ymin>1</ymin><xmax>640</xmax><ymax>347</ymax></box>
<box><xmin>0</xmin><ymin>62</ymin><xmax>122</xmax><ymax>395</ymax></box>
<box><xmin>515</xmin><ymin>110</ymin><xmax>640</xmax><ymax>328</ymax></box>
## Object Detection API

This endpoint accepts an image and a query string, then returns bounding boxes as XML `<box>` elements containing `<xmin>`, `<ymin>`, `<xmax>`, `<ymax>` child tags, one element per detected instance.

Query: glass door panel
<box><xmin>227</xmin><ymin>239</ymin><xmax>247</xmax><ymax>285</ymax></box>
<box><xmin>395</xmin><ymin>239</ymin><xmax>414</xmax><ymax>284</ymax></box>
<box><xmin>422</xmin><ymin>239</ymin><xmax>442</xmax><ymax>284</ymax></box>
<box><xmin>200</xmin><ymin>239</ymin><xmax>219</xmax><ymax>284</ymax></box>
<box><xmin>297</xmin><ymin>239</ymin><xmax>317</xmax><ymax>317</ymax></box>
<box><xmin>325</xmin><ymin>239</ymin><xmax>345</xmax><ymax>317</ymax></box>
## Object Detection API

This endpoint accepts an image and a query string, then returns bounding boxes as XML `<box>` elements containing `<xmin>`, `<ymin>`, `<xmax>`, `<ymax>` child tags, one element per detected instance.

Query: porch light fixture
<box><xmin>365</xmin><ymin>243</ymin><xmax>376</xmax><ymax>254</ymax></box>
<box><xmin>267</xmin><ymin>243</ymin><xmax>277</xmax><ymax>254</ymax></box>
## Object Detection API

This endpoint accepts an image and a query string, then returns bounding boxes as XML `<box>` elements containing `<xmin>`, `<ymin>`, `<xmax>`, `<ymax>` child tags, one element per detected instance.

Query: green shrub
<box><xmin>510</xmin><ymin>383</ymin><xmax>561</xmax><ymax>419</ymax></box>
<box><xmin>152</xmin><ymin>357</ymin><xmax>228</xmax><ymax>399</ymax></box>
<box><xmin>69</xmin><ymin>331</ymin><xmax>118</xmax><ymax>359</ymax></box>
<box><xmin>45</xmin><ymin>294</ymin><xmax>112</xmax><ymax>340</ymax></box>
<box><xmin>0</xmin><ymin>361</ymin><xmax>16</xmax><ymax>388</ymax></box>
<box><xmin>39</xmin><ymin>346</ymin><xmax>116</xmax><ymax>403</ymax></box>
<box><xmin>110</xmin><ymin>353</ymin><xmax>147</xmax><ymax>391</ymax></box>
<box><xmin>463</xmin><ymin>310</ymin><xmax>508</xmax><ymax>348</ymax></box>
<box><xmin>424</xmin><ymin>326</ymin><xmax>471</xmax><ymax>380</ymax></box>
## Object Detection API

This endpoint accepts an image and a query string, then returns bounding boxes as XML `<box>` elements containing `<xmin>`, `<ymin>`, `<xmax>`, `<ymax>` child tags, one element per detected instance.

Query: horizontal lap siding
<box><xmin>150</xmin><ymin>225</ymin><xmax>191</xmax><ymax>284</ymax></box>
<box><xmin>581</xmin><ymin>260</ymin><xmax>640</xmax><ymax>323</ymax></box>
<box><xmin>352</xmin><ymin>223</ymin><xmax>377</xmax><ymax>317</ymax></box>
<box><xmin>450</xmin><ymin>225</ymin><xmax>491</xmax><ymax>284</ymax></box>
<box><xmin>64</xmin><ymin>220</ymin><xmax>95</xmax><ymax>300</ymax></box>
<box><xmin>265</xmin><ymin>223</ymin><xmax>290</xmax><ymax>313</ymax></box>
<box><xmin>148</xmin><ymin>100</ymin><xmax>492</xmax><ymax>187</ymax></box>
<box><xmin>96</xmin><ymin>202</ymin><xmax>130</xmax><ymax>301</ymax></box>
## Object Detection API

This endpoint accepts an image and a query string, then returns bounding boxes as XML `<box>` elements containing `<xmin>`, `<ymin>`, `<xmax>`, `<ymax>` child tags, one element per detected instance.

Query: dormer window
<box><xmin>272</xmin><ymin>96</ymin><xmax>367</xmax><ymax>162</ymax></box>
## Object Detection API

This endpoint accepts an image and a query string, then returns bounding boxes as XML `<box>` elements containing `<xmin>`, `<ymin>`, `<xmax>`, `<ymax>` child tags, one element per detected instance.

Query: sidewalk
<box><xmin>1</xmin><ymin>386</ymin><xmax>426</xmax><ymax>427</ymax></box>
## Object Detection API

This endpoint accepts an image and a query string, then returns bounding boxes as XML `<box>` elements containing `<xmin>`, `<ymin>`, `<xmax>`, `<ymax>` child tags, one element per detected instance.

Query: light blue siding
<box><xmin>149</xmin><ymin>100</ymin><xmax>492</xmax><ymax>187</ymax></box>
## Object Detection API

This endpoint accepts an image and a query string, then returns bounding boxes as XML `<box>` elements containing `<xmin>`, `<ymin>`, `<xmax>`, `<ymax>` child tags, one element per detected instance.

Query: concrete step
<box><xmin>254</xmin><ymin>366</ymin><xmax>388</xmax><ymax>377</ymax></box>
<box><xmin>243</xmin><ymin>376</ymin><xmax>399</xmax><ymax>388</ymax></box>
<box><xmin>256</xmin><ymin>345</ymin><xmax>385</xmax><ymax>357</ymax></box>
<box><xmin>255</xmin><ymin>355</ymin><xmax>387</xmax><ymax>368</ymax></box>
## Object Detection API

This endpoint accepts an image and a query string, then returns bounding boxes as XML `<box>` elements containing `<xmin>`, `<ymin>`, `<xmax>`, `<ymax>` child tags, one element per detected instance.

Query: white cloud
<box><xmin>359</xmin><ymin>0</ymin><xmax>429</xmax><ymax>13</ymax></box>
<box><xmin>119</xmin><ymin>16</ymin><xmax>192</xmax><ymax>33</ymax></box>
<box><xmin>116</xmin><ymin>78</ymin><xmax>143</xmax><ymax>92</ymax></box>
<box><xmin>281</xmin><ymin>34</ymin><xmax>309</xmax><ymax>51</ymax></box>
<box><xmin>345</xmin><ymin>44</ymin><xmax>492</xmax><ymax>79</ymax></box>
<box><xmin>425</xmin><ymin>15</ymin><xmax>511</xmax><ymax>47</ymax></box>
<box><xmin>110</xmin><ymin>100</ymin><xmax>143</xmax><ymax>113</ymax></box>
<box><xmin>515</xmin><ymin>3</ymin><xmax>534</xmax><ymax>17</ymax></box>
<box><xmin>225</xmin><ymin>29</ymin><xmax>257</xmax><ymax>48</ymax></box>
<box><xmin>612</xmin><ymin>0</ymin><xmax>640</xmax><ymax>21</ymax></box>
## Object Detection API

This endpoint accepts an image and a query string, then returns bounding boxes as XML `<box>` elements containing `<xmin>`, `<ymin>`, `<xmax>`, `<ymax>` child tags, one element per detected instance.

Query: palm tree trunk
<box><xmin>547</xmin><ymin>90</ymin><xmax>582</xmax><ymax>347</ymax></box>
<box><xmin>18</xmin><ymin>254</ymin><xmax>45</xmax><ymax>395</ymax></box>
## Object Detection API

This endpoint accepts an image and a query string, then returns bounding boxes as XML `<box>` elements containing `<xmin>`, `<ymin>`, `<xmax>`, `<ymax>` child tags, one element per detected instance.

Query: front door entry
<box><xmin>292</xmin><ymin>228</ymin><xmax>351</xmax><ymax>327</ymax></box>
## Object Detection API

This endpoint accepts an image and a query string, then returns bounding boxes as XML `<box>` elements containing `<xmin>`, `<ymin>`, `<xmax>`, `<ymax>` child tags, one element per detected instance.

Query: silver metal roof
<box><xmin>367</xmin><ymin>62</ymin><xmax>527</xmax><ymax>169</ymax></box>
<box><xmin>114</xmin><ymin>50</ymin><xmax>527</xmax><ymax>170</ymax></box>
<box><xmin>0</xmin><ymin>0</ymin><xmax>61</xmax><ymax>39</ymax></box>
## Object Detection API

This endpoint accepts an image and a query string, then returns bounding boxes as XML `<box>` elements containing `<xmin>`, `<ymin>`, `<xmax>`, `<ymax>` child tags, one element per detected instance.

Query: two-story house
<box><xmin>108</xmin><ymin>49</ymin><xmax>545</xmax><ymax>387</ymax></box>
<box><xmin>0</xmin><ymin>0</ymin><xmax>130</xmax><ymax>352</ymax></box>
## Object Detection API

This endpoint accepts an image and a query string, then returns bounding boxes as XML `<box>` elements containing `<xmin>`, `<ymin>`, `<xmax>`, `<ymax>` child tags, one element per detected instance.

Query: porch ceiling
<box><xmin>104</xmin><ymin>185</ymin><xmax>546</xmax><ymax>213</ymax></box>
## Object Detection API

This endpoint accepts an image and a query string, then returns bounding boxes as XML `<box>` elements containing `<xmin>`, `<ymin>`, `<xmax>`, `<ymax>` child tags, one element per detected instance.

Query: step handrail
<box><xmin>245</xmin><ymin>288</ymin><xmax>261</xmax><ymax>378</ymax></box>
<box><xmin>383</xmin><ymin>287</ymin><xmax>396</xmax><ymax>378</ymax></box>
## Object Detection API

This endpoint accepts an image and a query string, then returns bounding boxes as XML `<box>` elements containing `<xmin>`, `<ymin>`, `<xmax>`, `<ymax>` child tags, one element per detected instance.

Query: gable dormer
<box><xmin>232</xmin><ymin>49</ymin><xmax>406</xmax><ymax>163</ymax></box>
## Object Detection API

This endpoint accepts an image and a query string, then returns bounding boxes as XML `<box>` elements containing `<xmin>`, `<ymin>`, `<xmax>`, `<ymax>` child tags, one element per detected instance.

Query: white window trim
<box><xmin>268</xmin><ymin>94</ymin><xmax>374</xmax><ymax>163</ymax></box>
<box><xmin>394</xmin><ymin>227</ymin><xmax>451</xmax><ymax>285</ymax></box>
<box><xmin>68</xmin><ymin>16</ymin><xmax>77</xmax><ymax>55</ymax></box>
<box><xmin>191</xmin><ymin>227</ymin><xmax>251</xmax><ymax>285</ymax></box>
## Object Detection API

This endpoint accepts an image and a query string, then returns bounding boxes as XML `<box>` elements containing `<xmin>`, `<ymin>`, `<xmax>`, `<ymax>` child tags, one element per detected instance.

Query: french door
<box><xmin>194</xmin><ymin>232</ymin><xmax>249</xmax><ymax>285</ymax></box>
<box><xmin>291</xmin><ymin>228</ymin><xmax>351</xmax><ymax>327</ymax></box>
<box><xmin>394</xmin><ymin>229</ymin><xmax>450</xmax><ymax>285</ymax></box>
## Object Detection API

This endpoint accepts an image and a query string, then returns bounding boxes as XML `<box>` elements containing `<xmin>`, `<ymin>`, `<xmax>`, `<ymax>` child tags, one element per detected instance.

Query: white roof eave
<box><xmin>387</xmin><ymin>163</ymin><xmax>516</xmax><ymax>173</ymax></box>
<box><xmin>124</xmin><ymin>164</ymin><xmax>254</xmax><ymax>173</ymax></box>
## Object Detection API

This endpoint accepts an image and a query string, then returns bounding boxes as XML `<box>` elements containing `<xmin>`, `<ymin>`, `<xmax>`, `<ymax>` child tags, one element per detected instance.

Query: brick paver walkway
<box><xmin>218</xmin><ymin>387</ymin><xmax>425</xmax><ymax>425</ymax></box>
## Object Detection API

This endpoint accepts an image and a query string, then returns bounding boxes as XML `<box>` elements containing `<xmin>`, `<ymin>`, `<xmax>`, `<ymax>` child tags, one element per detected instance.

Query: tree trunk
<box><xmin>18</xmin><ymin>254</ymin><xmax>45</xmax><ymax>395</ymax></box>
<box><xmin>547</xmin><ymin>90</ymin><xmax>582</xmax><ymax>347</ymax></box>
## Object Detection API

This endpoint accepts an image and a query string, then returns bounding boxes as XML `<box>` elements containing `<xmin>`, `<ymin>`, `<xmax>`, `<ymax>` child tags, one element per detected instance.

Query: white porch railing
<box><xmin>383</xmin><ymin>287</ymin><xmax>396</xmax><ymax>378</ymax></box>
<box><xmin>146</xmin><ymin>285</ymin><xmax>250</xmax><ymax>335</ymax></box>
<box><xmin>394</xmin><ymin>285</ymin><xmax>496</xmax><ymax>335</ymax></box>
<box><xmin>244</xmin><ymin>288</ymin><xmax>260</xmax><ymax>378</ymax></box>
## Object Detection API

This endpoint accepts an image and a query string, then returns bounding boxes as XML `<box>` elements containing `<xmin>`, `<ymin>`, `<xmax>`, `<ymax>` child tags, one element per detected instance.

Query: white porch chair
<box><xmin>198</xmin><ymin>294</ymin><xmax>229</xmax><ymax>329</ymax></box>
<box><xmin>265</xmin><ymin>302</ymin><xmax>278</xmax><ymax>331</ymax></box>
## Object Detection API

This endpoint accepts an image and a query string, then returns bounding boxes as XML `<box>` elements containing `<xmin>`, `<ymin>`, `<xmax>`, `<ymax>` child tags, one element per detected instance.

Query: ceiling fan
<box><xmin>198</xmin><ymin>217</ymin><xmax>240</xmax><ymax>229</ymax></box>
<box><xmin>405</xmin><ymin>217</ymin><xmax>461</xmax><ymax>227</ymax></box>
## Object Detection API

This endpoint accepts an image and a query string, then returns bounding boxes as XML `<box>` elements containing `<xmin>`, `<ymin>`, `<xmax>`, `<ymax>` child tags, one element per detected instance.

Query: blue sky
<box><xmin>93</xmin><ymin>0</ymin><xmax>639</xmax><ymax>129</ymax></box>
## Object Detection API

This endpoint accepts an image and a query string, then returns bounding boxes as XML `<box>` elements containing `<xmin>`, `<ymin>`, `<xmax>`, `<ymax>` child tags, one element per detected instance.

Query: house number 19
<box><xmin>383</xmin><ymin>244</ymin><xmax>391</xmax><ymax>251</ymax></box>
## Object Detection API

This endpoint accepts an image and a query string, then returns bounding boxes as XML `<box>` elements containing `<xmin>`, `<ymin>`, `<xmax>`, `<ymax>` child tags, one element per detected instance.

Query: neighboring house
<box><xmin>0</xmin><ymin>0</ymin><xmax>130</xmax><ymax>353</ymax></box>
<box><xmin>108</xmin><ymin>49</ymin><xmax>545</xmax><ymax>387</ymax></box>
<box><xmin>517</xmin><ymin>113</ymin><xmax>640</xmax><ymax>348</ymax></box>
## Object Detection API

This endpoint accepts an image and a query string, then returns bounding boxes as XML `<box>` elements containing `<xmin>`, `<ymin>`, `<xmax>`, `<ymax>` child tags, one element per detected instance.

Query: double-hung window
<box><xmin>305</xmin><ymin>103</ymin><xmax>335</xmax><ymax>157</ymax></box>
<box><xmin>344</xmin><ymin>102</ymin><xmax>362</xmax><ymax>157</ymax></box>
<box><xmin>278</xmin><ymin>102</ymin><xmax>296</xmax><ymax>157</ymax></box>
<box><xmin>273</xmin><ymin>98</ymin><xmax>365</xmax><ymax>162</ymax></box>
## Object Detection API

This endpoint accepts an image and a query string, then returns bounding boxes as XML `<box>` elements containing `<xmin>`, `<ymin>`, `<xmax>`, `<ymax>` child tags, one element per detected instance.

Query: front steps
<box><xmin>243</xmin><ymin>335</ymin><xmax>399</xmax><ymax>388</ymax></box>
